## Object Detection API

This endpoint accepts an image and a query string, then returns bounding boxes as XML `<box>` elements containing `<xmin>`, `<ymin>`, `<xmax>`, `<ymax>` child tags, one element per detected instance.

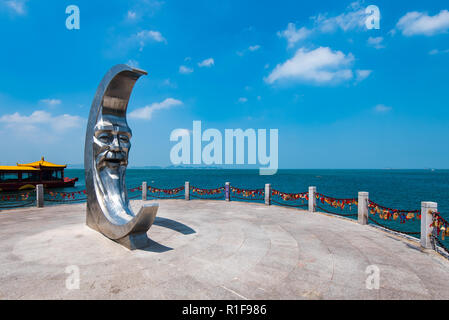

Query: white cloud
<box><xmin>40</xmin><ymin>99</ymin><xmax>62</xmax><ymax>106</ymax></box>
<box><xmin>238</xmin><ymin>97</ymin><xmax>248</xmax><ymax>103</ymax></box>
<box><xmin>0</xmin><ymin>110</ymin><xmax>85</xmax><ymax>150</ymax></box>
<box><xmin>355</xmin><ymin>69</ymin><xmax>372</xmax><ymax>82</ymax></box>
<box><xmin>429</xmin><ymin>48</ymin><xmax>449</xmax><ymax>55</ymax></box>
<box><xmin>277</xmin><ymin>23</ymin><xmax>312</xmax><ymax>47</ymax></box>
<box><xmin>236</xmin><ymin>45</ymin><xmax>262</xmax><ymax>56</ymax></box>
<box><xmin>0</xmin><ymin>110</ymin><xmax>83</xmax><ymax>132</ymax></box>
<box><xmin>134</xmin><ymin>30</ymin><xmax>166</xmax><ymax>51</ymax></box>
<box><xmin>179</xmin><ymin>65</ymin><xmax>193</xmax><ymax>74</ymax></box>
<box><xmin>243</xmin><ymin>26</ymin><xmax>255</xmax><ymax>32</ymax></box>
<box><xmin>126</xmin><ymin>59</ymin><xmax>139</xmax><ymax>68</ymax></box>
<box><xmin>293</xmin><ymin>93</ymin><xmax>304</xmax><ymax>102</ymax></box>
<box><xmin>3</xmin><ymin>0</ymin><xmax>27</xmax><ymax>15</ymax></box>
<box><xmin>107</xmin><ymin>28</ymin><xmax>166</xmax><ymax>57</ymax></box>
<box><xmin>198</xmin><ymin>58</ymin><xmax>214</xmax><ymax>68</ymax></box>
<box><xmin>161</xmin><ymin>78</ymin><xmax>177</xmax><ymax>88</ymax></box>
<box><xmin>374</xmin><ymin>104</ymin><xmax>392</xmax><ymax>113</ymax></box>
<box><xmin>127</xmin><ymin>10</ymin><xmax>137</xmax><ymax>20</ymax></box>
<box><xmin>312</xmin><ymin>3</ymin><xmax>367</xmax><ymax>33</ymax></box>
<box><xmin>137</xmin><ymin>30</ymin><xmax>165</xmax><ymax>42</ymax></box>
<box><xmin>396</xmin><ymin>10</ymin><xmax>449</xmax><ymax>36</ymax></box>
<box><xmin>123</xmin><ymin>0</ymin><xmax>164</xmax><ymax>22</ymax></box>
<box><xmin>367</xmin><ymin>36</ymin><xmax>385</xmax><ymax>49</ymax></box>
<box><xmin>277</xmin><ymin>2</ymin><xmax>371</xmax><ymax>48</ymax></box>
<box><xmin>249</xmin><ymin>45</ymin><xmax>261</xmax><ymax>51</ymax></box>
<box><xmin>129</xmin><ymin>98</ymin><xmax>183</xmax><ymax>120</ymax></box>
<box><xmin>266</xmin><ymin>47</ymin><xmax>355</xmax><ymax>85</ymax></box>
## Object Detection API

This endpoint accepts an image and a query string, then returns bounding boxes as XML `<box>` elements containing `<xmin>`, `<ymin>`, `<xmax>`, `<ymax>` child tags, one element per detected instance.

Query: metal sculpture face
<box><xmin>85</xmin><ymin>64</ymin><xmax>158</xmax><ymax>250</ymax></box>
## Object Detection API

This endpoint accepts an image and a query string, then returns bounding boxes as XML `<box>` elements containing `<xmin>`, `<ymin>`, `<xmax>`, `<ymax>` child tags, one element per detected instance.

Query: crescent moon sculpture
<box><xmin>84</xmin><ymin>64</ymin><xmax>158</xmax><ymax>250</ymax></box>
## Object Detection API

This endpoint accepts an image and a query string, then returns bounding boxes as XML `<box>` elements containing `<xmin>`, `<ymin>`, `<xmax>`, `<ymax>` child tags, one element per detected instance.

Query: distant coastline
<box><xmin>67</xmin><ymin>164</ymin><xmax>225</xmax><ymax>170</ymax></box>
<box><xmin>66</xmin><ymin>164</ymin><xmax>446</xmax><ymax>171</ymax></box>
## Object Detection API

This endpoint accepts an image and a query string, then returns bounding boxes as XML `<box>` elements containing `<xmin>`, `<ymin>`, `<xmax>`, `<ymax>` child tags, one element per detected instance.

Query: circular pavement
<box><xmin>1</xmin><ymin>199</ymin><xmax>448</xmax><ymax>299</ymax></box>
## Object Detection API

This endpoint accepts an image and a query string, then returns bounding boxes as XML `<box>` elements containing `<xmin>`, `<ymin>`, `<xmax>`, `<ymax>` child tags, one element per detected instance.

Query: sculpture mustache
<box><xmin>96</xmin><ymin>149</ymin><xmax>128</xmax><ymax>169</ymax></box>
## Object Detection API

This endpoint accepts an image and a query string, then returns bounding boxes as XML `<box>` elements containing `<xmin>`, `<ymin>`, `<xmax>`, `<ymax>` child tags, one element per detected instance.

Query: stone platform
<box><xmin>0</xmin><ymin>200</ymin><xmax>448</xmax><ymax>299</ymax></box>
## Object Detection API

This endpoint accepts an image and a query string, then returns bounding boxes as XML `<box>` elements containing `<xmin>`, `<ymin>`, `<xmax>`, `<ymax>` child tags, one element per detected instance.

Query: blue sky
<box><xmin>0</xmin><ymin>0</ymin><xmax>448</xmax><ymax>169</ymax></box>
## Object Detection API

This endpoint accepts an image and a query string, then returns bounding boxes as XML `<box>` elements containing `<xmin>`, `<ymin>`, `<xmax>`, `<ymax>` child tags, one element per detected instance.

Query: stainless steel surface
<box><xmin>36</xmin><ymin>184</ymin><xmax>44</xmax><ymax>208</ymax></box>
<box><xmin>84</xmin><ymin>64</ymin><xmax>158</xmax><ymax>247</ymax></box>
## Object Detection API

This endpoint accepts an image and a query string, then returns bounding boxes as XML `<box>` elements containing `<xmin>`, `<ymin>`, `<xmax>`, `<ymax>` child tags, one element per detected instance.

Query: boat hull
<box><xmin>0</xmin><ymin>178</ymin><xmax>78</xmax><ymax>192</ymax></box>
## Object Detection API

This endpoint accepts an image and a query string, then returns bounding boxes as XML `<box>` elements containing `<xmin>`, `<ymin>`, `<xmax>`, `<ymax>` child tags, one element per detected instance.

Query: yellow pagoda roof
<box><xmin>0</xmin><ymin>165</ymin><xmax>39</xmax><ymax>171</ymax></box>
<box><xmin>17</xmin><ymin>157</ymin><xmax>67</xmax><ymax>169</ymax></box>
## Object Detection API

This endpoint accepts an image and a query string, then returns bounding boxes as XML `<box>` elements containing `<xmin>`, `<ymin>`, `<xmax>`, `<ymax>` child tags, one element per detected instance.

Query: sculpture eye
<box><xmin>119</xmin><ymin>135</ymin><xmax>129</xmax><ymax>143</ymax></box>
<box><xmin>98</xmin><ymin>133</ymin><xmax>112</xmax><ymax>144</ymax></box>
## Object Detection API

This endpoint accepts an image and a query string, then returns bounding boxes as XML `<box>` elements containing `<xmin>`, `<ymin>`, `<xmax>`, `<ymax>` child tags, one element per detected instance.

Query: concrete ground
<box><xmin>0</xmin><ymin>199</ymin><xmax>448</xmax><ymax>300</ymax></box>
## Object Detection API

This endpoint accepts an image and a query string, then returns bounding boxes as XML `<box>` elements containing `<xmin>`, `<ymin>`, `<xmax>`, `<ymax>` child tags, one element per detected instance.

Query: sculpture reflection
<box><xmin>85</xmin><ymin>65</ymin><xmax>158</xmax><ymax>250</ymax></box>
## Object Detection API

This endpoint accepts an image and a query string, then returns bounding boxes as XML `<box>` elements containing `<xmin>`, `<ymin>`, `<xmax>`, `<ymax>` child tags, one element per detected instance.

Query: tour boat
<box><xmin>0</xmin><ymin>157</ymin><xmax>78</xmax><ymax>192</ymax></box>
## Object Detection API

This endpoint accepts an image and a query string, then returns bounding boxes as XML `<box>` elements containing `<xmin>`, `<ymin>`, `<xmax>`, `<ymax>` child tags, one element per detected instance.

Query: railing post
<box><xmin>308</xmin><ymin>186</ymin><xmax>316</xmax><ymax>212</ymax></box>
<box><xmin>36</xmin><ymin>184</ymin><xmax>44</xmax><ymax>208</ymax></box>
<box><xmin>421</xmin><ymin>202</ymin><xmax>437</xmax><ymax>249</ymax></box>
<box><xmin>225</xmin><ymin>182</ymin><xmax>230</xmax><ymax>202</ymax></box>
<box><xmin>185</xmin><ymin>181</ymin><xmax>190</xmax><ymax>201</ymax></box>
<box><xmin>265</xmin><ymin>184</ymin><xmax>271</xmax><ymax>205</ymax></box>
<box><xmin>358</xmin><ymin>192</ymin><xmax>369</xmax><ymax>225</ymax></box>
<box><xmin>142</xmin><ymin>181</ymin><xmax>147</xmax><ymax>201</ymax></box>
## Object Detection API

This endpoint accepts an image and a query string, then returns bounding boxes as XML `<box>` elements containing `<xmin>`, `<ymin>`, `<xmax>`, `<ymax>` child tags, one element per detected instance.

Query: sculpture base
<box><xmin>115</xmin><ymin>233</ymin><xmax>151</xmax><ymax>250</ymax></box>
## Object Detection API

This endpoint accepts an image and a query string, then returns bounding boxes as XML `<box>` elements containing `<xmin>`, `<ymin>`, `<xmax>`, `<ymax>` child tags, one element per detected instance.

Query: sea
<box><xmin>2</xmin><ymin>168</ymin><xmax>448</xmax><ymax>243</ymax></box>
<box><xmin>63</xmin><ymin>169</ymin><xmax>449</xmax><ymax>216</ymax></box>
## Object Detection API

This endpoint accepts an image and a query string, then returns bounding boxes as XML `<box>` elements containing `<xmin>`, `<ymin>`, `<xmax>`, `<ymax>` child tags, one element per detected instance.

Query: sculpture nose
<box><xmin>110</xmin><ymin>135</ymin><xmax>121</xmax><ymax>151</ymax></box>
